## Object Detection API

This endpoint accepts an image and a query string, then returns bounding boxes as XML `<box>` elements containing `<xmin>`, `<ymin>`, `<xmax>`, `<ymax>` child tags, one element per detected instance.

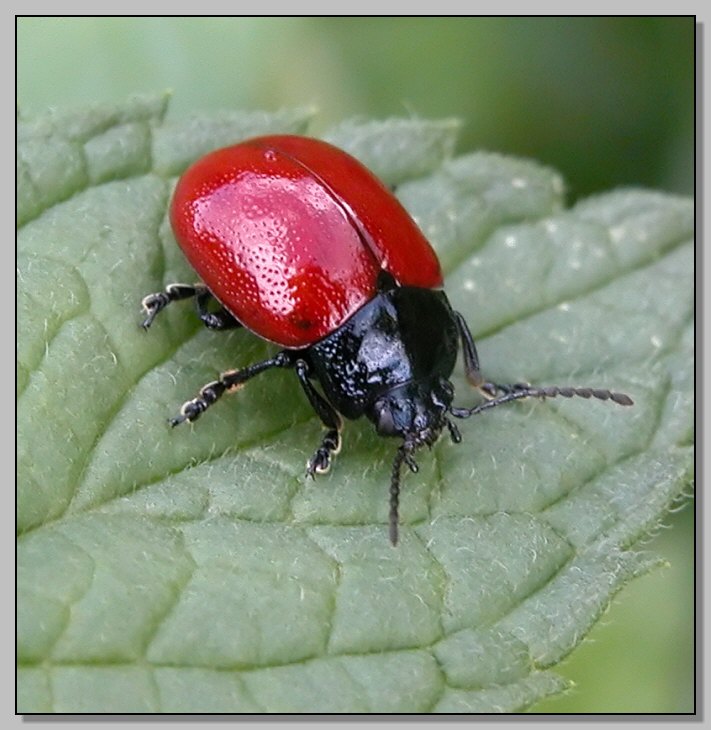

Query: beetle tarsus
<box><xmin>141</xmin><ymin>283</ymin><xmax>205</xmax><ymax>329</ymax></box>
<box><xmin>306</xmin><ymin>428</ymin><xmax>341</xmax><ymax>477</ymax></box>
<box><xmin>170</xmin><ymin>355</ymin><xmax>293</xmax><ymax>426</ymax></box>
<box><xmin>172</xmin><ymin>379</ymin><xmax>226</xmax><ymax>425</ymax></box>
<box><xmin>140</xmin><ymin>292</ymin><xmax>170</xmax><ymax>329</ymax></box>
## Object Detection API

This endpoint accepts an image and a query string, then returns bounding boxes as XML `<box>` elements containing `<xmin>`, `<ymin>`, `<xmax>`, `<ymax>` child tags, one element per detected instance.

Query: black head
<box><xmin>369</xmin><ymin>378</ymin><xmax>455</xmax><ymax>447</ymax></box>
<box><xmin>379</xmin><ymin>379</ymin><xmax>633</xmax><ymax>546</ymax></box>
<box><xmin>304</xmin><ymin>279</ymin><xmax>633</xmax><ymax>547</ymax></box>
<box><xmin>305</xmin><ymin>284</ymin><xmax>464</xmax><ymax>546</ymax></box>
<box><xmin>368</xmin><ymin>377</ymin><xmax>466</xmax><ymax>546</ymax></box>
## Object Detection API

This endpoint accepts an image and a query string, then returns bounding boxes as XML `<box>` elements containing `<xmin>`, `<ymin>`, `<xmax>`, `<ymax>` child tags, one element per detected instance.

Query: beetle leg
<box><xmin>453</xmin><ymin>311</ymin><xmax>632</xmax><ymax>406</ymax></box>
<box><xmin>141</xmin><ymin>283</ymin><xmax>242</xmax><ymax>330</ymax></box>
<box><xmin>194</xmin><ymin>289</ymin><xmax>242</xmax><ymax>330</ymax></box>
<box><xmin>454</xmin><ymin>311</ymin><xmax>484</xmax><ymax>387</ymax></box>
<box><xmin>294</xmin><ymin>359</ymin><xmax>343</xmax><ymax>477</ymax></box>
<box><xmin>454</xmin><ymin>313</ymin><xmax>531</xmax><ymax>399</ymax></box>
<box><xmin>141</xmin><ymin>283</ymin><xmax>204</xmax><ymax>328</ymax></box>
<box><xmin>171</xmin><ymin>351</ymin><xmax>293</xmax><ymax>426</ymax></box>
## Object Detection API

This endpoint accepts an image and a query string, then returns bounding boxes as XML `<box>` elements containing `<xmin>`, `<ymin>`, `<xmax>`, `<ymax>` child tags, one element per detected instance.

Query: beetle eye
<box><xmin>431</xmin><ymin>378</ymin><xmax>455</xmax><ymax>410</ymax></box>
<box><xmin>375</xmin><ymin>403</ymin><xmax>397</xmax><ymax>436</ymax></box>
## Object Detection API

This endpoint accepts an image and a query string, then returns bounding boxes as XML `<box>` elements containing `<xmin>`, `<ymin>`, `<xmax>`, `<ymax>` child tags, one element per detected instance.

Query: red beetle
<box><xmin>142</xmin><ymin>135</ymin><xmax>633</xmax><ymax>544</ymax></box>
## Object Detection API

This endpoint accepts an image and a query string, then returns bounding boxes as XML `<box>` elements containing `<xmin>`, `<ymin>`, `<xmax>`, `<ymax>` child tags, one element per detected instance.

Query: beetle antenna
<box><xmin>389</xmin><ymin>444</ymin><xmax>415</xmax><ymax>546</ymax></box>
<box><xmin>449</xmin><ymin>383</ymin><xmax>633</xmax><ymax>419</ymax></box>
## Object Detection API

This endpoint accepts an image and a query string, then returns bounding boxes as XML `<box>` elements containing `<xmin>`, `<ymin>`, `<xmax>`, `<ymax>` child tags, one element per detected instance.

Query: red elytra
<box><xmin>170</xmin><ymin>135</ymin><xmax>443</xmax><ymax>348</ymax></box>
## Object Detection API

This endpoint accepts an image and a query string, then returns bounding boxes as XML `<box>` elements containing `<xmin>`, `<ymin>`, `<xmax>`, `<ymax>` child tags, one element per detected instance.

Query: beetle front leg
<box><xmin>454</xmin><ymin>311</ymin><xmax>483</xmax><ymax>387</ymax></box>
<box><xmin>294</xmin><ymin>359</ymin><xmax>343</xmax><ymax>477</ymax></box>
<box><xmin>171</xmin><ymin>351</ymin><xmax>293</xmax><ymax>425</ymax></box>
<box><xmin>454</xmin><ymin>311</ymin><xmax>530</xmax><ymax>398</ymax></box>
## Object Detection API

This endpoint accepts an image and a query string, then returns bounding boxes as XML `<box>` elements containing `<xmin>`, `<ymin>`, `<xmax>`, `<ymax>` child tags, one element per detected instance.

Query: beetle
<box><xmin>141</xmin><ymin>134</ymin><xmax>633</xmax><ymax>545</ymax></box>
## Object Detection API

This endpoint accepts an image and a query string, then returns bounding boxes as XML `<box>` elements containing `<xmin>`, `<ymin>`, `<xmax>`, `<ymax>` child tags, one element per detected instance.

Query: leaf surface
<box><xmin>17</xmin><ymin>96</ymin><xmax>693</xmax><ymax>713</ymax></box>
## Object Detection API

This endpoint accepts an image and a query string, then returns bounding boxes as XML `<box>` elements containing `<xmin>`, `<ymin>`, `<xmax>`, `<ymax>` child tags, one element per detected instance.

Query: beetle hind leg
<box><xmin>141</xmin><ymin>283</ymin><xmax>242</xmax><ymax>330</ymax></box>
<box><xmin>194</xmin><ymin>288</ymin><xmax>242</xmax><ymax>330</ymax></box>
<box><xmin>142</xmin><ymin>283</ymin><xmax>201</xmax><ymax>328</ymax></box>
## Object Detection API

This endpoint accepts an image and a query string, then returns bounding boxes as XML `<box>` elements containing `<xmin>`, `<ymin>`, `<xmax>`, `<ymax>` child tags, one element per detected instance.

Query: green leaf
<box><xmin>17</xmin><ymin>95</ymin><xmax>693</xmax><ymax>713</ymax></box>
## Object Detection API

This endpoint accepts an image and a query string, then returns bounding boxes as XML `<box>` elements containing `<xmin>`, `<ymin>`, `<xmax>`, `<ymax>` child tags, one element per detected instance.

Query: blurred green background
<box><xmin>17</xmin><ymin>16</ymin><xmax>694</xmax><ymax>712</ymax></box>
